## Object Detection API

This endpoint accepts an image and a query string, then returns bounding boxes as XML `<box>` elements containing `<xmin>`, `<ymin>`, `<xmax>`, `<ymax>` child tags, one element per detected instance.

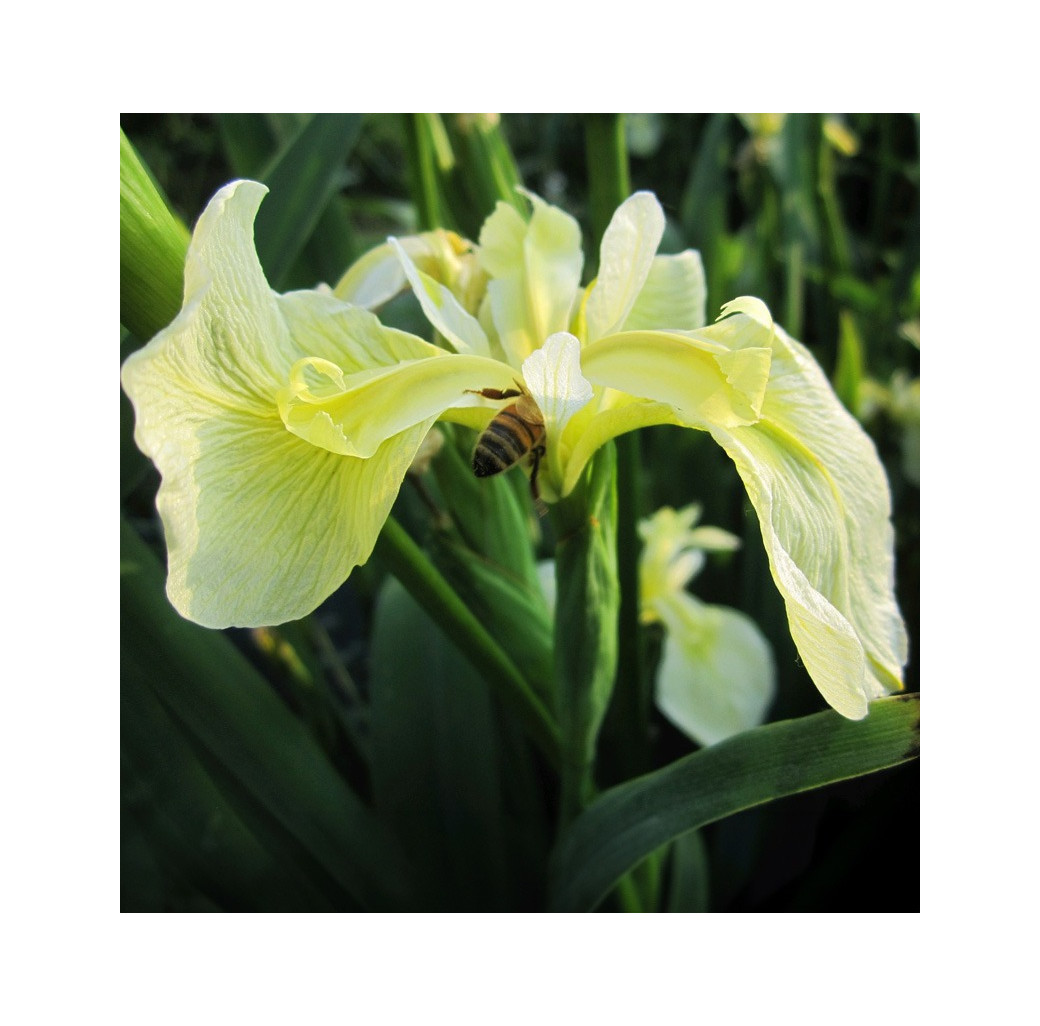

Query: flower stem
<box><xmin>583</xmin><ymin>115</ymin><xmax>649</xmax><ymax>783</ymax></box>
<box><xmin>374</xmin><ymin>515</ymin><xmax>560</xmax><ymax>769</ymax></box>
<box><xmin>551</xmin><ymin>447</ymin><xmax>619</xmax><ymax>825</ymax></box>
<box><xmin>584</xmin><ymin>114</ymin><xmax>630</xmax><ymax>263</ymax></box>
<box><xmin>404</xmin><ymin>114</ymin><xmax>455</xmax><ymax>232</ymax></box>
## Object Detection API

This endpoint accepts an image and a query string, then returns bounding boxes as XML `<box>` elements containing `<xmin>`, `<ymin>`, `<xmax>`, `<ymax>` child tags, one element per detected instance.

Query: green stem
<box><xmin>783</xmin><ymin>238</ymin><xmax>804</xmax><ymax>340</ymax></box>
<box><xmin>305</xmin><ymin>615</ymin><xmax>365</xmax><ymax>708</ymax></box>
<box><xmin>583</xmin><ymin>115</ymin><xmax>649</xmax><ymax>783</ymax></box>
<box><xmin>584</xmin><ymin>114</ymin><xmax>630</xmax><ymax>260</ymax></box>
<box><xmin>374</xmin><ymin>516</ymin><xmax>560</xmax><ymax>769</ymax></box>
<box><xmin>445</xmin><ymin>114</ymin><xmax>525</xmax><ymax>237</ymax></box>
<box><xmin>869</xmin><ymin>114</ymin><xmax>896</xmax><ymax>259</ymax></box>
<box><xmin>551</xmin><ymin>447</ymin><xmax>619</xmax><ymax>826</ymax></box>
<box><xmin>404</xmin><ymin>114</ymin><xmax>453</xmax><ymax>231</ymax></box>
<box><xmin>818</xmin><ymin>123</ymin><xmax>853</xmax><ymax>277</ymax></box>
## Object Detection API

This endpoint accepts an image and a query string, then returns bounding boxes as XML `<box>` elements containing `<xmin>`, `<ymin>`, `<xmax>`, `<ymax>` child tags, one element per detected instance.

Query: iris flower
<box><xmin>638</xmin><ymin>505</ymin><xmax>774</xmax><ymax>746</ymax></box>
<box><xmin>121</xmin><ymin>179</ymin><xmax>907</xmax><ymax>720</ymax></box>
<box><xmin>540</xmin><ymin>503</ymin><xmax>774</xmax><ymax>746</ymax></box>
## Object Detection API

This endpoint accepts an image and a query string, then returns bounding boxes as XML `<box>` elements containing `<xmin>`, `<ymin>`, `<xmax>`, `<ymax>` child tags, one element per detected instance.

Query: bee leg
<box><xmin>465</xmin><ymin>387</ymin><xmax>523</xmax><ymax>400</ymax></box>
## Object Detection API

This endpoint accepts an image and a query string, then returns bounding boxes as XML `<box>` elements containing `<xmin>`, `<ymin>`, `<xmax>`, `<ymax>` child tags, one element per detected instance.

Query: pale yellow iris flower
<box><xmin>121</xmin><ymin>179</ymin><xmax>907</xmax><ymax>720</ymax></box>
<box><xmin>638</xmin><ymin>505</ymin><xmax>774</xmax><ymax>746</ymax></box>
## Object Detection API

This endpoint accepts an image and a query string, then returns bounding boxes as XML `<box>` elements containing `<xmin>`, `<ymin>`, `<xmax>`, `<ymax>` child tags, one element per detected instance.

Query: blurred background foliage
<box><xmin>121</xmin><ymin>113</ymin><xmax>919</xmax><ymax>911</ymax></box>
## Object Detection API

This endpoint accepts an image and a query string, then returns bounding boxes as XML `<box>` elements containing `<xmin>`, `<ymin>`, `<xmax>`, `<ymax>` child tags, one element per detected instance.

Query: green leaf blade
<box><xmin>374</xmin><ymin>516</ymin><xmax>560</xmax><ymax>767</ymax></box>
<box><xmin>121</xmin><ymin>515</ymin><xmax>416</xmax><ymax>910</ymax></box>
<box><xmin>122</xmin><ymin>645</ymin><xmax>335</xmax><ymax>911</ymax></box>
<box><xmin>549</xmin><ymin>694</ymin><xmax>919</xmax><ymax>911</ymax></box>
<box><xmin>252</xmin><ymin>113</ymin><xmax>364</xmax><ymax>288</ymax></box>
<box><xmin>369</xmin><ymin>578</ymin><xmax>521</xmax><ymax>910</ymax></box>
<box><xmin>552</xmin><ymin>445</ymin><xmax>620</xmax><ymax>820</ymax></box>
<box><xmin>119</xmin><ymin>129</ymin><xmax>190</xmax><ymax>340</ymax></box>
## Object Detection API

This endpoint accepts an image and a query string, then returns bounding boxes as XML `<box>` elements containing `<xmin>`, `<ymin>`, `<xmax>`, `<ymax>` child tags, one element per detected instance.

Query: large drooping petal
<box><xmin>142</xmin><ymin>389</ymin><xmax>431</xmax><ymax>627</ymax></box>
<box><xmin>121</xmin><ymin>179</ymin><xmax>458</xmax><ymax>627</ymax></box>
<box><xmin>477</xmin><ymin>191</ymin><xmax>584</xmax><ymax>366</ymax></box>
<box><xmin>707</xmin><ymin>321</ymin><xmax>908</xmax><ymax>718</ymax></box>
<box><xmin>572</xmin><ymin>296</ymin><xmax>906</xmax><ymax>716</ymax></box>
<box><xmin>653</xmin><ymin>592</ymin><xmax>776</xmax><ymax>747</ymax></box>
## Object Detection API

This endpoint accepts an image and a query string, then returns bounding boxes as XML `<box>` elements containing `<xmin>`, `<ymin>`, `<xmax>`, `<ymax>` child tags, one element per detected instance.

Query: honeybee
<box><xmin>468</xmin><ymin>381</ymin><xmax>547</xmax><ymax>503</ymax></box>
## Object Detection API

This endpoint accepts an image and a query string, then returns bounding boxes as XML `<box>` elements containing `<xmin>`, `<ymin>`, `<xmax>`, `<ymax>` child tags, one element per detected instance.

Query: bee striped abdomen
<box><xmin>472</xmin><ymin>405</ymin><xmax>545</xmax><ymax>478</ymax></box>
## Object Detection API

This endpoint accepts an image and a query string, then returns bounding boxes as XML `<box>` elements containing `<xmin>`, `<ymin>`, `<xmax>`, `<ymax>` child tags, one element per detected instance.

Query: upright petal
<box><xmin>622</xmin><ymin>251</ymin><xmax>707</xmax><ymax>333</ymax></box>
<box><xmin>334</xmin><ymin>229</ymin><xmax>483</xmax><ymax>311</ymax></box>
<box><xmin>520</xmin><ymin>332</ymin><xmax>594</xmax><ymax>493</ymax></box>
<box><xmin>478</xmin><ymin>192</ymin><xmax>584</xmax><ymax>366</ymax></box>
<box><xmin>390</xmin><ymin>238</ymin><xmax>491</xmax><ymax>356</ymax></box>
<box><xmin>584</xmin><ymin>192</ymin><xmax>665</xmax><ymax>342</ymax></box>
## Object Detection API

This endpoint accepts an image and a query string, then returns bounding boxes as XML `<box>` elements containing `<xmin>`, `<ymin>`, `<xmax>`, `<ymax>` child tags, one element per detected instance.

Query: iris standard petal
<box><xmin>622</xmin><ymin>252</ymin><xmax>708</xmax><ymax>333</ymax></box>
<box><xmin>478</xmin><ymin>191</ymin><xmax>584</xmax><ymax>366</ymax></box>
<box><xmin>584</xmin><ymin>191</ymin><xmax>665</xmax><ymax>342</ymax></box>
<box><xmin>389</xmin><ymin>238</ymin><xmax>491</xmax><ymax>356</ymax></box>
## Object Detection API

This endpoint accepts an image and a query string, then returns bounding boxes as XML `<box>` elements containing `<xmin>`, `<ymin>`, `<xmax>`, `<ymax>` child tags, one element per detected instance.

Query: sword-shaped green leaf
<box><xmin>550</xmin><ymin>694</ymin><xmax>919</xmax><ymax>911</ymax></box>
<box><xmin>119</xmin><ymin>129</ymin><xmax>189</xmax><ymax>341</ymax></box>
<box><xmin>121</xmin><ymin>516</ymin><xmax>415</xmax><ymax>910</ymax></box>
<box><xmin>369</xmin><ymin>578</ymin><xmax>519</xmax><ymax>910</ymax></box>
<box><xmin>122</xmin><ymin>648</ymin><xmax>336</xmax><ymax>911</ymax></box>
<box><xmin>251</xmin><ymin>113</ymin><xmax>363</xmax><ymax>289</ymax></box>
